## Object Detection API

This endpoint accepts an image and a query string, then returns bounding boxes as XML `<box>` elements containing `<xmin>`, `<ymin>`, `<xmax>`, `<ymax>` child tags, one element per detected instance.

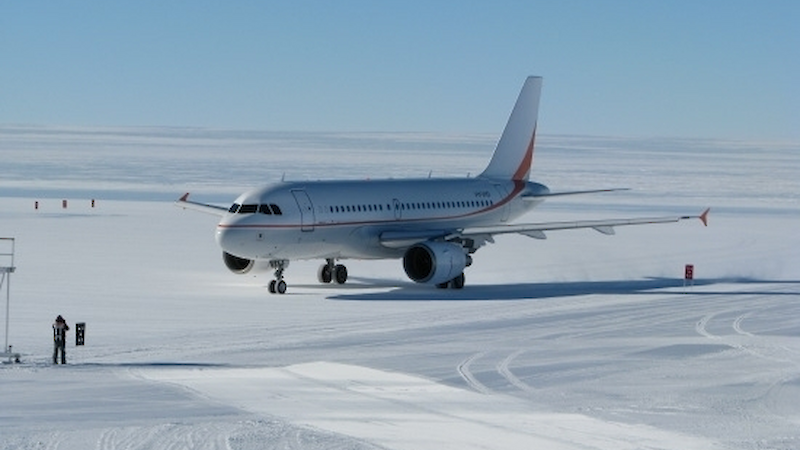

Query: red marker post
<box><xmin>684</xmin><ymin>264</ymin><xmax>695</xmax><ymax>289</ymax></box>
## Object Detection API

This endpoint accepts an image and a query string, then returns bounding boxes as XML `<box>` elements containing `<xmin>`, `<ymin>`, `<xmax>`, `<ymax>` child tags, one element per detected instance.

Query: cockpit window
<box><xmin>231</xmin><ymin>203</ymin><xmax>282</xmax><ymax>215</ymax></box>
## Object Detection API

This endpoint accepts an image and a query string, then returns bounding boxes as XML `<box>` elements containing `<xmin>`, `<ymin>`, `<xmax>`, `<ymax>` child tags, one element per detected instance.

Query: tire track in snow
<box><xmin>695</xmin><ymin>313</ymin><xmax>718</xmax><ymax>341</ymax></box>
<box><xmin>457</xmin><ymin>352</ymin><xmax>492</xmax><ymax>394</ymax></box>
<box><xmin>496</xmin><ymin>349</ymin><xmax>535</xmax><ymax>393</ymax></box>
<box><xmin>697</xmin><ymin>308</ymin><xmax>797</xmax><ymax>366</ymax></box>
<box><xmin>732</xmin><ymin>313</ymin><xmax>754</xmax><ymax>337</ymax></box>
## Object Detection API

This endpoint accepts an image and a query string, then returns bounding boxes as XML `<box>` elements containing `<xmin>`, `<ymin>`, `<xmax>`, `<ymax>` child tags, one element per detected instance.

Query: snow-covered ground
<box><xmin>1</xmin><ymin>126</ymin><xmax>799</xmax><ymax>449</ymax></box>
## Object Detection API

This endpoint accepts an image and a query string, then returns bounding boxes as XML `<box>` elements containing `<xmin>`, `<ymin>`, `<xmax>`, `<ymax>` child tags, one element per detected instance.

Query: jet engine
<box><xmin>403</xmin><ymin>242</ymin><xmax>470</xmax><ymax>285</ymax></box>
<box><xmin>223</xmin><ymin>251</ymin><xmax>255</xmax><ymax>274</ymax></box>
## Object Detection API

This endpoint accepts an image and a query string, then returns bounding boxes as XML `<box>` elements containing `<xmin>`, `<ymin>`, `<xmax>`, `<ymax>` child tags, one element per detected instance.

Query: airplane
<box><xmin>177</xmin><ymin>76</ymin><xmax>709</xmax><ymax>294</ymax></box>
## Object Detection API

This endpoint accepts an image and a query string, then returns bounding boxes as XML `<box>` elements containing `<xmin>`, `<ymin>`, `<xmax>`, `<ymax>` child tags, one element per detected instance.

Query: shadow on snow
<box><xmin>328</xmin><ymin>277</ymin><xmax>800</xmax><ymax>302</ymax></box>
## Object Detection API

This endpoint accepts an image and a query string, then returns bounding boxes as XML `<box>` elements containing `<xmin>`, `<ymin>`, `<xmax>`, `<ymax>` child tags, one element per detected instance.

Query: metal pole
<box><xmin>1</xmin><ymin>238</ymin><xmax>14</xmax><ymax>353</ymax></box>
<box><xmin>4</xmin><ymin>272</ymin><xmax>8</xmax><ymax>353</ymax></box>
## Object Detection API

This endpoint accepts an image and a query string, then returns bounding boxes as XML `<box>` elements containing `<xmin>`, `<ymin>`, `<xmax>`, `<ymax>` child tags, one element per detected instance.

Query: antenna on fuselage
<box><xmin>281</xmin><ymin>173</ymin><xmax>286</xmax><ymax>182</ymax></box>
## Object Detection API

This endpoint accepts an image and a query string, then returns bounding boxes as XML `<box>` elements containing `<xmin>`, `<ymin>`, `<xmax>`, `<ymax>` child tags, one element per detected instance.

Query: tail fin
<box><xmin>480</xmin><ymin>76</ymin><xmax>542</xmax><ymax>181</ymax></box>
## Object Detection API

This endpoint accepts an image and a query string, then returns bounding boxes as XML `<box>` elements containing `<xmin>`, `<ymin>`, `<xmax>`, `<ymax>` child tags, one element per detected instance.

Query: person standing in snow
<box><xmin>52</xmin><ymin>315</ymin><xmax>69</xmax><ymax>364</ymax></box>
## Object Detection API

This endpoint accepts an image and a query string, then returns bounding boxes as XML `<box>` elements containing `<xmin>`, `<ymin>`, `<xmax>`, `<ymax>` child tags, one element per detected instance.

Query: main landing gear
<box><xmin>436</xmin><ymin>273</ymin><xmax>465</xmax><ymax>289</ymax></box>
<box><xmin>318</xmin><ymin>258</ymin><xmax>348</xmax><ymax>285</ymax></box>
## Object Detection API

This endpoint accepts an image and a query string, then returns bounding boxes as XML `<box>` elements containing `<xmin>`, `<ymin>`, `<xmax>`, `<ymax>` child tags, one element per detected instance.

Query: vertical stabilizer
<box><xmin>480</xmin><ymin>76</ymin><xmax>542</xmax><ymax>181</ymax></box>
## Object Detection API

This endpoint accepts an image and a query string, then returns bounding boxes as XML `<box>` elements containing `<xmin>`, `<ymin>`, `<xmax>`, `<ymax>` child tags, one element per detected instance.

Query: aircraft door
<box><xmin>291</xmin><ymin>190</ymin><xmax>316</xmax><ymax>232</ymax></box>
<box><xmin>392</xmin><ymin>198</ymin><xmax>402</xmax><ymax>220</ymax></box>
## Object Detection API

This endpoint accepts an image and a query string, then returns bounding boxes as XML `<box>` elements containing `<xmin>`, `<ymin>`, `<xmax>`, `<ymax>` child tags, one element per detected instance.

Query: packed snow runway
<box><xmin>1</xmin><ymin>127</ymin><xmax>798</xmax><ymax>449</ymax></box>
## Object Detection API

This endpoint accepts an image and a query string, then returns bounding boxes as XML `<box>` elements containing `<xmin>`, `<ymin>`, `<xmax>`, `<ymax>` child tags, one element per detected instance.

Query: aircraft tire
<box><xmin>318</xmin><ymin>264</ymin><xmax>333</xmax><ymax>283</ymax></box>
<box><xmin>452</xmin><ymin>273</ymin><xmax>465</xmax><ymax>289</ymax></box>
<box><xmin>334</xmin><ymin>265</ymin><xmax>348</xmax><ymax>284</ymax></box>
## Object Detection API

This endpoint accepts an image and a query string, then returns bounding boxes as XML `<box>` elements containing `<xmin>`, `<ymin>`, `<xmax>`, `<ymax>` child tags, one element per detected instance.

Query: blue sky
<box><xmin>2</xmin><ymin>1</ymin><xmax>798</xmax><ymax>140</ymax></box>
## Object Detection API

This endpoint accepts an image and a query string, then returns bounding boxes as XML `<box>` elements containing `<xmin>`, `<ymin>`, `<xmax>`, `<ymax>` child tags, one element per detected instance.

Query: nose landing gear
<box><xmin>268</xmin><ymin>260</ymin><xmax>289</xmax><ymax>294</ymax></box>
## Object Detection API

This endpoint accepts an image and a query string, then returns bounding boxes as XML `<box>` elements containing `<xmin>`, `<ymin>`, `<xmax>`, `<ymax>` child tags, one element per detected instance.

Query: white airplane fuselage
<box><xmin>217</xmin><ymin>178</ymin><xmax>548</xmax><ymax>261</ymax></box>
<box><xmin>178</xmin><ymin>76</ymin><xmax>707</xmax><ymax>293</ymax></box>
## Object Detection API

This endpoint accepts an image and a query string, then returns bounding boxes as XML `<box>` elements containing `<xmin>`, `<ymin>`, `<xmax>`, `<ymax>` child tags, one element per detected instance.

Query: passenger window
<box><xmin>228</xmin><ymin>204</ymin><xmax>241</xmax><ymax>213</ymax></box>
<box><xmin>259</xmin><ymin>204</ymin><xmax>273</xmax><ymax>215</ymax></box>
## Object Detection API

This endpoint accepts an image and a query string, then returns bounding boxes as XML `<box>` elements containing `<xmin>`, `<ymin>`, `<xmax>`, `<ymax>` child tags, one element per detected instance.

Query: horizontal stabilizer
<box><xmin>521</xmin><ymin>188</ymin><xmax>630</xmax><ymax>200</ymax></box>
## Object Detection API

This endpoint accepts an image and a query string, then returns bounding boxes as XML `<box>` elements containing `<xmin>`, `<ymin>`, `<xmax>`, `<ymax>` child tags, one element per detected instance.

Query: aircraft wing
<box><xmin>379</xmin><ymin>229</ymin><xmax>451</xmax><ymax>249</ymax></box>
<box><xmin>175</xmin><ymin>193</ymin><xmax>228</xmax><ymax>216</ymax></box>
<box><xmin>379</xmin><ymin>208</ymin><xmax>709</xmax><ymax>249</ymax></box>
<box><xmin>454</xmin><ymin>208</ymin><xmax>710</xmax><ymax>241</ymax></box>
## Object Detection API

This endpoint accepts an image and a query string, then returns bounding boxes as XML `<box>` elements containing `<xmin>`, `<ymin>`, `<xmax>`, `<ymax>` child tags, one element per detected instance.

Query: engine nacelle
<box><xmin>403</xmin><ymin>242</ymin><xmax>469</xmax><ymax>285</ymax></box>
<box><xmin>222</xmin><ymin>251</ymin><xmax>255</xmax><ymax>274</ymax></box>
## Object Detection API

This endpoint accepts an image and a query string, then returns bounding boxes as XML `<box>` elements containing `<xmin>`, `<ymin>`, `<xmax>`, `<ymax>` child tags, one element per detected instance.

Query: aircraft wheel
<box><xmin>318</xmin><ymin>264</ymin><xmax>333</xmax><ymax>283</ymax></box>
<box><xmin>268</xmin><ymin>280</ymin><xmax>277</xmax><ymax>293</ymax></box>
<box><xmin>334</xmin><ymin>264</ymin><xmax>348</xmax><ymax>284</ymax></box>
<box><xmin>276</xmin><ymin>280</ymin><xmax>287</xmax><ymax>294</ymax></box>
<box><xmin>452</xmin><ymin>273</ymin><xmax>465</xmax><ymax>289</ymax></box>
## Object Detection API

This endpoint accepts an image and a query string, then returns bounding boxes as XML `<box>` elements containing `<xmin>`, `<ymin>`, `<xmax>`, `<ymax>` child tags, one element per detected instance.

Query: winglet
<box><xmin>179</xmin><ymin>192</ymin><xmax>190</xmax><ymax>202</ymax></box>
<box><xmin>699</xmin><ymin>208</ymin><xmax>710</xmax><ymax>227</ymax></box>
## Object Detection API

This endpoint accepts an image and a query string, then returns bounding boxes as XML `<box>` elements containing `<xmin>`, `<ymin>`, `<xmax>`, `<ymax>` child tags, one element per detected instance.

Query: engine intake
<box><xmin>403</xmin><ymin>242</ymin><xmax>469</xmax><ymax>285</ymax></box>
<box><xmin>223</xmin><ymin>251</ymin><xmax>255</xmax><ymax>274</ymax></box>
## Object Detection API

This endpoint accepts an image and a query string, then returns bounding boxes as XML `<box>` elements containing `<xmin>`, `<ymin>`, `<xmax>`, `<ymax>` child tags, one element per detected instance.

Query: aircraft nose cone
<box><xmin>215</xmin><ymin>225</ymin><xmax>237</xmax><ymax>252</ymax></box>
